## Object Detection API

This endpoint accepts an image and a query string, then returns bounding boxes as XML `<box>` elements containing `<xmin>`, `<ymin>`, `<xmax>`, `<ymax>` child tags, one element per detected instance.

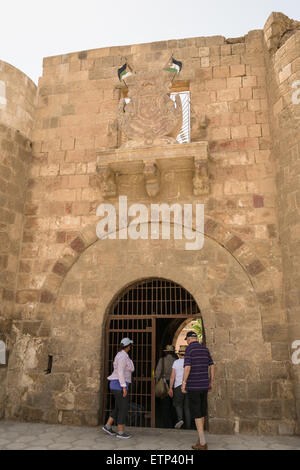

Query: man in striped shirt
<box><xmin>181</xmin><ymin>331</ymin><xmax>215</xmax><ymax>451</ymax></box>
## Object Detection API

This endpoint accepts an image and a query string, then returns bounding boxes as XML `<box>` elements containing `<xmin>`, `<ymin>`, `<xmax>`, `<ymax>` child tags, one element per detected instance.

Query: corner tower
<box><xmin>0</xmin><ymin>61</ymin><xmax>37</xmax><ymax>417</ymax></box>
<box><xmin>264</xmin><ymin>12</ymin><xmax>300</xmax><ymax>432</ymax></box>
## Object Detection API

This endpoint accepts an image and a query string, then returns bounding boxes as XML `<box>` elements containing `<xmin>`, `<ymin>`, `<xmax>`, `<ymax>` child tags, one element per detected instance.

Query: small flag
<box><xmin>118</xmin><ymin>63</ymin><xmax>132</xmax><ymax>81</ymax></box>
<box><xmin>164</xmin><ymin>57</ymin><xmax>182</xmax><ymax>74</ymax></box>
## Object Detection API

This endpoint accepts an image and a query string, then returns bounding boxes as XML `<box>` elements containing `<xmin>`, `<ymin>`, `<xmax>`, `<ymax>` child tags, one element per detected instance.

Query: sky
<box><xmin>1</xmin><ymin>0</ymin><xmax>299</xmax><ymax>84</ymax></box>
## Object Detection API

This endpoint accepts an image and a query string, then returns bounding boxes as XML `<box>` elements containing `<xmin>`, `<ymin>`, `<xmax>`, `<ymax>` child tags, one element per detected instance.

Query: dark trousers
<box><xmin>158</xmin><ymin>380</ymin><xmax>174</xmax><ymax>428</ymax></box>
<box><xmin>188</xmin><ymin>390</ymin><xmax>208</xmax><ymax>420</ymax></box>
<box><xmin>173</xmin><ymin>385</ymin><xmax>191</xmax><ymax>429</ymax></box>
<box><xmin>110</xmin><ymin>389</ymin><xmax>129</xmax><ymax>426</ymax></box>
<box><xmin>159</xmin><ymin>395</ymin><xmax>174</xmax><ymax>428</ymax></box>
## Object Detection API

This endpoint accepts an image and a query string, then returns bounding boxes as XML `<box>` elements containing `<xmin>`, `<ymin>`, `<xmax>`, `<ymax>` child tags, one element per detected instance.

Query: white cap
<box><xmin>120</xmin><ymin>337</ymin><xmax>133</xmax><ymax>347</ymax></box>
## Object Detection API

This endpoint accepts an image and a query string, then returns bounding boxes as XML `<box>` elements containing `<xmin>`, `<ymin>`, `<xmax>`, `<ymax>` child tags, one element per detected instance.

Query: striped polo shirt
<box><xmin>184</xmin><ymin>342</ymin><xmax>214</xmax><ymax>391</ymax></box>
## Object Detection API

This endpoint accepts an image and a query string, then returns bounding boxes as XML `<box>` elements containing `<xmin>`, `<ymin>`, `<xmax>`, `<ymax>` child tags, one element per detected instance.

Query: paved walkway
<box><xmin>0</xmin><ymin>421</ymin><xmax>299</xmax><ymax>450</ymax></box>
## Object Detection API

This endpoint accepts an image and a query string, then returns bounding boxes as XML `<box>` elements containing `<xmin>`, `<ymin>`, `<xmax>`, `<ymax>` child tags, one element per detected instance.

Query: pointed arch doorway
<box><xmin>102</xmin><ymin>277</ymin><xmax>204</xmax><ymax>428</ymax></box>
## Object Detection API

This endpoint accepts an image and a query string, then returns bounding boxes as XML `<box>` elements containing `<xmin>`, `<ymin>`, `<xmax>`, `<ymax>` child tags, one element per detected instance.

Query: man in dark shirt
<box><xmin>182</xmin><ymin>331</ymin><xmax>214</xmax><ymax>450</ymax></box>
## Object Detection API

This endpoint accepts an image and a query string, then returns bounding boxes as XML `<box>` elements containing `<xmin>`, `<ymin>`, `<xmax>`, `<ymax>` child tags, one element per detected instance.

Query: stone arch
<box><xmin>16</xmin><ymin>217</ymin><xmax>272</xmax><ymax>429</ymax></box>
<box><xmin>8</xmin><ymin>215</ymin><xmax>289</xmax><ymax>432</ymax></box>
<box><xmin>38</xmin><ymin>215</ymin><xmax>276</xmax><ymax>312</ymax></box>
<box><xmin>172</xmin><ymin>317</ymin><xmax>202</xmax><ymax>348</ymax></box>
<box><xmin>44</xmin><ymin>227</ymin><xmax>267</xmax><ymax>429</ymax></box>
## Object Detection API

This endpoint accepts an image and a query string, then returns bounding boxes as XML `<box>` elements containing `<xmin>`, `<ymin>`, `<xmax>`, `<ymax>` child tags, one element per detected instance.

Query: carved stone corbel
<box><xmin>193</xmin><ymin>160</ymin><xmax>210</xmax><ymax>196</ymax></box>
<box><xmin>143</xmin><ymin>161</ymin><xmax>160</xmax><ymax>197</ymax></box>
<box><xmin>96</xmin><ymin>165</ymin><xmax>117</xmax><ymax>198</ymax></box>
<box><xmin>191</xmin><ymin>110</ymin><xmax>209</xmax><ymax>141</ymax></box>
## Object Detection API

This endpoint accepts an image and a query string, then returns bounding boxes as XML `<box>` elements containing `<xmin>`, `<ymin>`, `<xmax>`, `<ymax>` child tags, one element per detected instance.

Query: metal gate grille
<box><xmin>105</xmin><ymin>318</ymin><xmax>153</xmax><ymax>427</ymax></box>
<box><xmin>111</xmin><ymin>278</ymin><xmax>198</xmax><ymax>316</ymax></box>
<box><xmin>103</xmin><ymin>278</ymin><xmax>201</xmax><ymax>427</ymax></box>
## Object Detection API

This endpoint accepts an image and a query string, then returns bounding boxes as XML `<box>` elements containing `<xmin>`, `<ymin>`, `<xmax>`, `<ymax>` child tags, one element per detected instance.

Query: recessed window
<box><xmin>0</xmin><ymin>340</ymin><xmax>6</xmax><ymax>365</ymax></box>
<box><xmin>170</xmin><ymin>90</ymin><xmax>191</xmax><ymax>144</ymax></box>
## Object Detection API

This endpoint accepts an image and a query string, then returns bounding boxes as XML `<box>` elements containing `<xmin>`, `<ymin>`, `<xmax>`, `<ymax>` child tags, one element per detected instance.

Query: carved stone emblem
<box><xmin>118</xmin><ymin>70</ymin><xmax>182</xmax><ymax>148</ymax></box>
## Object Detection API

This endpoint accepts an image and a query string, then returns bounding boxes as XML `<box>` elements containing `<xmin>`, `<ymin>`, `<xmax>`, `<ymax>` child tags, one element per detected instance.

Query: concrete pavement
<box><xmin>0</xmin><ymin>421</ymin><xmax>299</xmax><ymax>450</ymax></box>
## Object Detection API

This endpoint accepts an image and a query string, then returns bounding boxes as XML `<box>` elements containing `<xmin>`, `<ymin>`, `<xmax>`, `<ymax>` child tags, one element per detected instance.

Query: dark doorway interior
<box><xmin>102</xmin><ymin>278</ymin><xmax>201</xmax><ymax>428</ymax></box>
<box><xmin>155</xmin><ymin>317</ymin><xmax>185</xmax><ymax>429</ymax></box>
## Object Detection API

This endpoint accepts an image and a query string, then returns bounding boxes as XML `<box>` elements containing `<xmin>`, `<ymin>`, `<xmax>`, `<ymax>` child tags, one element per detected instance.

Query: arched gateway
<box><xmin>103</xmin><ymin>278</ymin><xmax>203</xmax><ymax>428</ymax></box>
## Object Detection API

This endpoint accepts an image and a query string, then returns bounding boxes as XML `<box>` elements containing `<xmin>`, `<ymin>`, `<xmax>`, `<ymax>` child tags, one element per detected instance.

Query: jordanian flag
<box><xmin>164</xmin><ymin>57</ymin><xmax>182</xmax><ymax>74</ymax></box>
<box><xmin>118</xmin><ymin>63</ymin><xmax>132</xmax><ymax>81</ymax></box>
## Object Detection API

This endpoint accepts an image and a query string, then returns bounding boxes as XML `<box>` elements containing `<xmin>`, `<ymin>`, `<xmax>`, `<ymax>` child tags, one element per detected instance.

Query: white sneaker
<box><xmin>175</xmin><ymin>420</ymin><xmax>184</xmax><ymax>429</ymax></box>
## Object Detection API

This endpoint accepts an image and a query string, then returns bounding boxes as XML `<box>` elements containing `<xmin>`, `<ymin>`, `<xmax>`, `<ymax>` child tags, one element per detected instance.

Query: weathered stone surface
<box><xmin>225</xmin><ymin>236</ymin><xmax>244</xmax><ymax>253</ymax></box>
<box><xmin>0</xmin><ymin>66</ymin><xmax>36</xmax><ymax>417</ymax></box>
<box><xmin>248</xmin><ymin>382</ymin><xmax>272</xmax><ymax>400</ymax></box>
<box><xmin>16</xmin><ymin>290</ymin><xmax>39</xmax><ymax>304</ymax></box>
<box><xmin>22</xmin><ymin>322</ymin><xmax>42</xmax><ymax>337</ymax></box>
<box><xmin>70</xmin><ymin>237</ymin><xmax>85</xmax><ymax>254</ymax></box>
<box><xmin>52</xmin><ymin>262</ymin><xmax>68</xmax><ymax>277</ymax></box>
<box><xmin>231</xmin><ymin>400</ymin><xmax>259</xmax><ymax>418</ymax></box>
<box><xmin>239</xmin><ymin>419</ymin><xmax>259</xmax><ymax>435</ymax></box>
<box><xmin>258</xmin><ymin>420</ymin><xmax>279</xmax><ymax>436</ymax></box>
<box><xmin>40</xmin><ymin>290</ymin><xmax>54</xmax><ymax>304</ymax></box>
<box><xmin>262</xmin><ymin>324</ymin><xmax>289</xmax><ymax>343</ymax></box>
<box><xmin>247</xmin><ymin>260</ymin><xmax>265</xmax><ymax>276</ymax></box>
<box><xmin>209</xmin><ymin>418</ymin><xmax>235</xmax><ymax>435</ymax></box>
<box><xmin>271</xmin><ymin>343</ymin><xmax>290</xmax><ymax>361</ymax></box>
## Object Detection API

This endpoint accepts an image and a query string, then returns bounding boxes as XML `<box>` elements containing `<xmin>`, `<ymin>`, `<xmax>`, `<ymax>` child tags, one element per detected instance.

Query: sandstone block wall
<box><xmin>0</xmin><ymin>13</ymin><xmax>299</xmax><ymax>435</ymax></box>
<box><xmin>264</xmin><ymin>13</ymin><xmax>300</xmax><ymax>432</ymax></box>
<box><xmin>20</xmin><ymin>28</ymin><xmax>281</xmax><ymax>313</ymax></box>
<box><xmin>38</xmin><ymin>236</ymin><xmax>271</xmax><ymax>431</ymax></box>
<box><xmin>0</xmin><ymin>61</ymin><xmax>37</xmax><ymax>418</ymax></box>
<box><xmin>0</xmin><ymin>61</ymin><xmax>37</xmax><ymax>137</ymax></box>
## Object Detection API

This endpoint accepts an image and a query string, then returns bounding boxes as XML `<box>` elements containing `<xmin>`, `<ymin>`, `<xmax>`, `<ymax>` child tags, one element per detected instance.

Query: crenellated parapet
<box><xmin>264</xmin><ymin>12</ymin><xmax>300</xmax><ymax>54</ymax></box>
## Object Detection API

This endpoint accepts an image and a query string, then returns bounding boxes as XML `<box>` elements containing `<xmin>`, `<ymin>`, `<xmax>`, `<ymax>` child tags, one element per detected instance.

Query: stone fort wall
<box><xmin>263</xmin><ymin>12</ymin><xmax>300</xmax><ymax>430</ymax></box>
<box><xmin>0</xmin><ymin>61</ymin><xmax>37</xmax><ymax>417</ymax></box>
<box><xmin>0</xmin><ymin>12</ymin><xmax>299</xmax><ymax>435</ymax></box>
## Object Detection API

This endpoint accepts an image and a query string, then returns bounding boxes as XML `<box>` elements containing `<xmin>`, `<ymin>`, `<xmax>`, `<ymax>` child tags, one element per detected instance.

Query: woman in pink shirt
<box><xmin>102</xmin><ymin>338</ymin><xmax>135</xmax><ymax>439</ymax></box>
